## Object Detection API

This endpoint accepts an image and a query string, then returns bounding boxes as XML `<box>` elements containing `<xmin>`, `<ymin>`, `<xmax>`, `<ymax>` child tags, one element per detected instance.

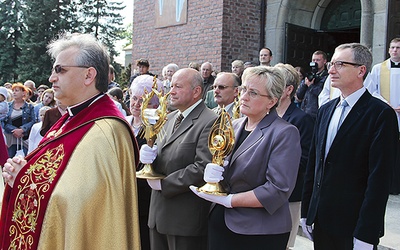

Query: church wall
<box><xmin>220</xmin><ymin>0</ymin><xmax>263</xmax><ymax>71</ymax></box>
<box><xmin>132</xmin><ymin>0</ymin><xmax>224</xmax><ymax>76</ymax></box>
<box><xmin>264</xmin><ymin>0</ymin><xmax>389</xmax><ymax>66</ymax></box>
<box><xmin>131</xmin><ymin>0</ymin><xmax>389</xmax><ymax>75</ymax></box>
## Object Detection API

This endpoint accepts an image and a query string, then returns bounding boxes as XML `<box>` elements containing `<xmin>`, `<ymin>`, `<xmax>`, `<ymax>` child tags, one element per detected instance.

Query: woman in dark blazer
<box><xmin>191</xmin><ymin>66</ymin><xmax>302</xmax><ymax>250</ymax></box>
<box><xmin>275</xmin><ymin>64</ymin><xmax>314</xmax><ymax>249</ymax></box>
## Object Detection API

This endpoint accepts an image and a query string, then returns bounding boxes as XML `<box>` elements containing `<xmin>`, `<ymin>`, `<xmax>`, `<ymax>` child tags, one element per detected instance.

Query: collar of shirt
<box><xmin>338</xmin><ymin>86</ymin><xmax>366</xmax><ymax>109</ymax></box>
<box><xmin>163</xmin><ymin>80</ymin><xmax>170</xmax><ymax>88</ymax></box>
<box><xmin>220</xmin><ymin>102</ymin><xmax>234</xmax><ymax>111</ymax></box>
<box><xmin>391</xmin><ymin>60</ymin><xmax>400</xmax><ymax>68</ymax></box>
<box><xmin>179</xmin><ymin>99</ymin><xmax>202</xmax><ymax>120</ymax></box>
<box><xmin>67</xmin><ymin>93</ymin><xmax>104</xmax><ymax>117</ymax></box>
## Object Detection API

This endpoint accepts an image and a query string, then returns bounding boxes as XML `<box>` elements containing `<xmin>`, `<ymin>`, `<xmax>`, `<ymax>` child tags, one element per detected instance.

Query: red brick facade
<box><xmin>132</xmin><ymin>0</ymin><xmax>263</xmax><ymax>76</ymax></box>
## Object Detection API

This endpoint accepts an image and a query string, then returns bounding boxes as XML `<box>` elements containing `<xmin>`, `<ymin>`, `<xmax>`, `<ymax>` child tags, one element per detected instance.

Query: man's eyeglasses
<box><xmin>52</xmin><ymin>65</ymin><xmax>89</xmax><ymax>74</ymax></box>
<box><xmin>212</xmin><ymin>85</ymin><xmax>235</xmax><ymax>90</ymax></box>
<box><xmin>326</xmin><ymin>61</ymin><xmax>363</xmax><ymax>71</ymax></box>
<box><xmin>238</xmin><ymin>86</ymin><xmax>270</xmax><ymax>99</ymax></box>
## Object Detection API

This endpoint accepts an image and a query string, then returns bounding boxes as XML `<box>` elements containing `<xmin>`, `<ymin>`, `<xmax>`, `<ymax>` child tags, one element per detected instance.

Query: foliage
<box><xmin>119</xmin><ymin>63</ymin><xmax>132</xmax><ymax>88</ymax></box>
<box><xmin>78</xmin><ymin>0</ymin><xmax>125</xmax><ymax>61</ymax></box>
<box><xmin>0</xmin><ymin>0</ymin><xmax>126</xmax><ymax>86</ymax></box>
<box><xmin>120</xmin><ymin>23</ymin><xmax>133</xmax><ymax>47</ymax></box>
<box><xmin>0</xmin><ymin>0</ymin><xmax>23</xmax><ymax>83</ymax></box>
<box><xmin>16</xmin><ymin>0</ymin><xmax>60</xmax><ymax>85</ymax></box>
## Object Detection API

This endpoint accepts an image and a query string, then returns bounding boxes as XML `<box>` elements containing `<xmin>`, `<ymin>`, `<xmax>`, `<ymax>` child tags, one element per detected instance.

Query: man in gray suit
<box><xmin>140</xmin><ymin>68</ymin><xmax>218</xmax><ymax>250</ymax></box>
<box><xmin>211</xmin><ymin>72</ymin><xmax>240</xmax><ymax>117</ymax></box>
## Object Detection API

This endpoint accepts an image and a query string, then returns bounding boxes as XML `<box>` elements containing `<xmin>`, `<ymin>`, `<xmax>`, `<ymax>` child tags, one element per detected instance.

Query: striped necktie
<box><xmin>173</xmin><ymin>114</ymin><xmax>184</xmax><ymax>132</ymax></box>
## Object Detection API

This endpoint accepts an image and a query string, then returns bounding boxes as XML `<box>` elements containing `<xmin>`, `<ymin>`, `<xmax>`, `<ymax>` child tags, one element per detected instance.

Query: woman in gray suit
<box><xmin>191</xmin><ymin>66</ymin><xmax>301</xmax><ymax>250</ymax></box>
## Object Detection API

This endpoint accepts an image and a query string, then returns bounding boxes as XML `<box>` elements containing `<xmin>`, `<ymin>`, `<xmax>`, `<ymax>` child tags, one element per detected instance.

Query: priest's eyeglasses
<box><xmin>52</xmin><ymin>65</ymin><xmax>90</xmax><ymax>74</ymax></box>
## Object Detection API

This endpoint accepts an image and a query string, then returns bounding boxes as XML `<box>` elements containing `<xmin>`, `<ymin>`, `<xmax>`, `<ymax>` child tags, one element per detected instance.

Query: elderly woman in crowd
<box><xmin>3</xmin><ymin>83</ymin><xmax>35</xmax><ymax>157</ymax></box>
<box><xmin>191</xmin><ymin>66</ymin><xmax>301</xmax><ymax>250</ymax></box>
<box><xmin>125</xmin><ymin>74</ymin><xmax>163</xmax><ymax>250</ymax></box>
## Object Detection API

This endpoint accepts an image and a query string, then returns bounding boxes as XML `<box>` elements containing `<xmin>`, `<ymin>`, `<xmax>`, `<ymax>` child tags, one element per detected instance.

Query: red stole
<box><xmin>0</xmin><ymin>95</ymin><xmax>138</xmax><ymax>250</ymax></box>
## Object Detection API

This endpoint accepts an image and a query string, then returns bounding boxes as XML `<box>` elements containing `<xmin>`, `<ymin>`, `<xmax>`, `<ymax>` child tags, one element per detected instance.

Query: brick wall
<box><xmin>132</xmin><ymin>0</ymin><xmax>262</xmax><ymax>76</ymax></box>
<box><xmin>221</xmin><ymin>0</ymin><xmax>262</xmax><ymax>71</ymax></box>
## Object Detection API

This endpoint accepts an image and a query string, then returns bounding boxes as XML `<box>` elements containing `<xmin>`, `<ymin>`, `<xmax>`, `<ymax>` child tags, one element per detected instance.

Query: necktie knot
<box><xmin>173</xmin><ymin>114</ymin><xmax>184</xmax><ymax>132</ymax></box>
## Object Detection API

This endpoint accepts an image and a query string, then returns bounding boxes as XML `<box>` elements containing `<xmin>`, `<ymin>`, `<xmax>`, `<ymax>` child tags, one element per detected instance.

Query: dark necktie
<box><xmin>173</xmin><ymin>113</ymin><xmax>184</xmax><ymax>132</ymax></box>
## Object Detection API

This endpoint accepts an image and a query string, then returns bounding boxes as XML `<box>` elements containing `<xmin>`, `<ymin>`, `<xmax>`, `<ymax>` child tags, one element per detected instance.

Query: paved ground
<box><xmin>293</xmin><ymin>194</ymin><xmax>400</xmax><ymax>250</ymax></box>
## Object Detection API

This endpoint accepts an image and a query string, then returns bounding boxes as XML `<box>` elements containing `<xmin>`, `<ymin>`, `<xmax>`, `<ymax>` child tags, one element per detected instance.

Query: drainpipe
<box><xmin>260</xmin><ymin>0</ymin><xmax>266</xmax><ymax>50</ymax></box>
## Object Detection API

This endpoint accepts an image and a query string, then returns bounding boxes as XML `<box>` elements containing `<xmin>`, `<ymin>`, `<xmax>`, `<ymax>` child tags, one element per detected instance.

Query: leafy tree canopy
<box><xmin>0</xmin><ymin>0</ymin><xmax>127</xmax><ymax>87</ymax></box>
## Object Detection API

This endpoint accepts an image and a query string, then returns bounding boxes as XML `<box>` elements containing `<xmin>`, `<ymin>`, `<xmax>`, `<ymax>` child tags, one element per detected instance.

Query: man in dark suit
<box><xmin>140</xmin><ymin>68</ymin><xmax>218</xmax><ymax>250</ymax></box>
<box><xmin>301</xmin><ymin>43</ymin><xmax>399</xmax><ymax>249</ymax></box>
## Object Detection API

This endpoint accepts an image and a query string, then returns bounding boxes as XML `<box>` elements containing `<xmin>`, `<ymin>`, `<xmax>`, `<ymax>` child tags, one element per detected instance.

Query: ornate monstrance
<box><xmin>197</xmin><ymin>107</ymin><xmax>235</xmax><ymax>195</ymax></box>
<box><xmin>136</xmin><ymin>76</ymin><xmax>170</xmax><ymax>179</ymax></box>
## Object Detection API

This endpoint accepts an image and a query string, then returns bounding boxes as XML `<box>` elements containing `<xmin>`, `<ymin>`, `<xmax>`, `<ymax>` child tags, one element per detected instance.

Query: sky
<box><xmin>115</xmin><ymin>0</ymin><xmax>133</xmax><ymax>64</ymax></box>
<box><xmin>121</xmin><ymin>0</ymin><xmax>133</xmax><ymax>25</ymax></box>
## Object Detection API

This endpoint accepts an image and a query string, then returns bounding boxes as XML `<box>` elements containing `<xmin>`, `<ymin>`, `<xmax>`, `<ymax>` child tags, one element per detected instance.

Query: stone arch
<box><xmin>310</xmin><ymin>0</ymin><xmax>331</xmax><ymax>29</ymax></box>
<box><xmin>311</xmin><ymin>0</ymin><xmax>374</xmax><ymax>47</ymax></box>
<box><xmin>268</xmin><ymin>0</ymin><xmax>374</xmax><ymax>63</ymax></box>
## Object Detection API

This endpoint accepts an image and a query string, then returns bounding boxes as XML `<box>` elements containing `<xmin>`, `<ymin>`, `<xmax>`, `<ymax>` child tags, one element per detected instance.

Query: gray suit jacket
<box><xmin>222</xmin><ymin>110</ymin><xmax>301</xmax><ymax>235</ymax></box>
<box><xmin>148</xmin><ymin>101</ymin><xmax>218</xmax><ymax>236</ymax></box>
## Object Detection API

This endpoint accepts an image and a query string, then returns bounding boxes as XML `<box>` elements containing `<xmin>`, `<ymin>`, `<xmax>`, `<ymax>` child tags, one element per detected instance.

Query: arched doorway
<box><xmin>284</xmin><ymin>0</ymin><xmax>361</xmax><ymax>70</ymax></box>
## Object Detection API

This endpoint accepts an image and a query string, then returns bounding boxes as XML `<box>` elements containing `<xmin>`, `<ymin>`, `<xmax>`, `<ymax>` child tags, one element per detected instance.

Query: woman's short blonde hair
<box><xmin>242</xmin><ymin>66</ymin><xmax>285</xmax><ymax>108</ymax></box>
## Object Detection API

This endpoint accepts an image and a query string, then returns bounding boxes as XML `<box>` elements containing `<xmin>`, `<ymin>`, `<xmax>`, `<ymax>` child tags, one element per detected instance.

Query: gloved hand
<box><xmin>204</xmin><ymin>163</ymin><xmax>225</xmax><ymax>183</ymax></box>
<box><xmin>300</xmin><ymin>218</ymin><xmax>313</xmax><ymax>241</ymax></box>
<box><xmin>353</xmin><ymin>238</ymin><xmax>374</xmax><ymax>250</ymax></box>
<box><xmin>140</xmin><ymin>144</ymin><xmax>158</xmax><ymax>164</ymax></box>
<box><xmin>147</xmin><ymin>179</ymin><xmax>162</xmax><ymax>191</ymax></box>
<box><xmin>189</xmin><ymin>185</ymin><xmax>233</xmax><ymax>208</ymax></box>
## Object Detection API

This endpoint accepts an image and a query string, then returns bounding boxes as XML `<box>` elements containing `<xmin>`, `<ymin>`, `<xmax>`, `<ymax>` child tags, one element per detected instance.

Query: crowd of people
<box><xmin>0</xmin><ymin>34</ymin><xmax>399</xmax><ymax>250</ymax></box>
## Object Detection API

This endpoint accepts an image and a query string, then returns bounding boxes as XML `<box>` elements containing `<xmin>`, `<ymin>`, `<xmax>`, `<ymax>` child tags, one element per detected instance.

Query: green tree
<box><xmin>52</xmin><ymin>0</ymin><xmax>82</xmax><ymax>34</ymax></box>
<box><xmin>120</xmin><ymin>22</ymin><xmax>132</xmax><ymax>47</ymax></box>
<box><xmin>17</xmin><ymin>0</ymin><xmax>57</xmax><ymax>85</ymax></box>
<box><xmin>0</xmin><ymin>0</ymin><xmax>23</xmax><ymax>83</ymax></box>
<box><xmin>119</xmin><ymin>63</ymin><xmax>132</xmax><ymax>88</ymax></box>
<box><xmin>16</xmin><ymin>0</ymin><xmax>82</xmax><ymax>85</ymax></box>
<box><xmin>79</xmin><ymin>0</ymin><xmax>125</xmax><ymax>62</ymax></box>
<box><xmin>0</xmin><ymin>0</ymin><xmax>126</xmax><ymax>86</ymax></box>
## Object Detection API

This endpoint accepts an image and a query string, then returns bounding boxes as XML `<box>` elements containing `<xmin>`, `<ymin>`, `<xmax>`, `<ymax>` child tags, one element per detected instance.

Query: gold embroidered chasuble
<box><xmin>0</xmin><ymin>95</ymin><xmax>141</xmax><ymax>250</ymax></box>
<box><xmin>37</xmin><ymin>119</ymin><xmax>141</xmax><ymax>249</ymax></box>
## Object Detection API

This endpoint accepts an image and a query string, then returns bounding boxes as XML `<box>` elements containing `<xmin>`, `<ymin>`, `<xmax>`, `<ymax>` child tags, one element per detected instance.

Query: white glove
<box><xmin>140</xmin><ymin>144</ymin><xmax>158</xmax><ymax>164</ymax></box>
<box><xmin>189</xmin><ymin>185</ymin><xmax>233</xmax><ymax>208</ymax></box>
<box><xmin>353</xmin><ymin>238</ymin><xmax>374</xmax><ymax>250</ymax></box>
<box><xmin>300</xmin><ymin>218</ymin><xmax>313</xmax><ymax>241</ymax></box>
<box><xmin>147</xmin><ymin>179</ymin><xmax>162</xmax><ymax>190</ymax></box>
<box><xmin>204</xmin><ymin>163</ymin><xmax>224</xmax><ymax>183</ymax></box>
